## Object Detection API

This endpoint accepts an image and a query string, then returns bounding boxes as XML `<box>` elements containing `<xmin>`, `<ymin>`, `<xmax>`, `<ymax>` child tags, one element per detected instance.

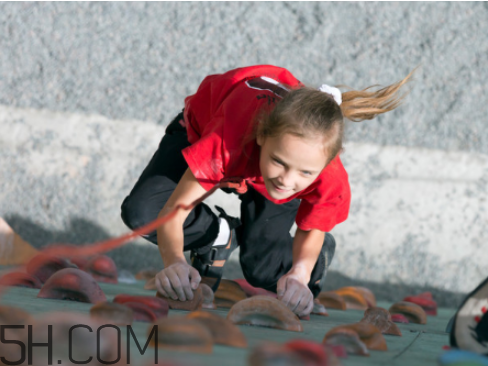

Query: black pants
<box><xmin>121</xmin><ymin>113</ymin><xmax>333</xmax><ymax>297</ymax></box>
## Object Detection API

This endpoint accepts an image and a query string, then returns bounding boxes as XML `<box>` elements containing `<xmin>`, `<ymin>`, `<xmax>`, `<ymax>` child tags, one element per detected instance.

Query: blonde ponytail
<box><xmin>340</xmin><ymin>68</ymin><xmax>416</xmax><ymax>122</ymax></box>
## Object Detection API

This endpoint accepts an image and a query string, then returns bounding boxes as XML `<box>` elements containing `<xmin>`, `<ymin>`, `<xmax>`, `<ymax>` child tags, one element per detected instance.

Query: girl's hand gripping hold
<box><xmin>276</xmin><ymin>270</ymin><xmax>314</xmax><ymax>318</ymax></box>
<box><xmin>155</xmin><ymin>261</ymin><xmax>201</xmax><ymax>301</ymax></box>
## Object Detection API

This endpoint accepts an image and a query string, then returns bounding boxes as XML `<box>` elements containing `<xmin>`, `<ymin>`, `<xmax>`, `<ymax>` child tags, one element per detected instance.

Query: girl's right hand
<box><xmin>154</xmin><ymin>261</ymin><xmax>201</xmax><ymax>301</ymax></box>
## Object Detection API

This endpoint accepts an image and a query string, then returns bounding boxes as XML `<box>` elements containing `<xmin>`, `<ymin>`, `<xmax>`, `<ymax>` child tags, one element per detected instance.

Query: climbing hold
<box><xmin>151</xmin><ymin>316</ymin><xmax>213</xmax><ymax>353</ymax></box>
<box><xmin>311</xmin><ymin>299</ymin><xmax>329</xmax><ymax>317</ymax></box>
<box><xmin>234</xmin><ymin>278</ymin><xmax>277</xmax><ymax>298</ymax></box>
<box><xmin>113</xmin><ymin>294</ymin><xmax>169</xmax><ymax>319</ymax></box>
<box><xmin>332</xmin><ymin>287</ymin><xmax>375</xmax><ymax>310</ymax></box>
<box><xmin>120</xmin><ymin>301</ymin><xmax>158</xmax><ymax>322</ymax></box>
<box><xmin>90</xmin><ymin>301</ymin><xmax>134</xmax><ymax>325</ymax></box>
<box><xmin>316</xmin><ymin>291</ymin><xmax>347</xmax><ymax>310</ymax></box>
<box><xmin>84</xmin><ymin>255</ymin><xmax>118</xmax><ymax>284</ymax></box>
<box><xmin>0</xmin><ymin>271</ymin><xmax>42</xmax><ymax>288</ymax></box>
<box><xmin>15</xmin><ymin>312</ymin><xmax>119</xmax><ymax>366</ymax></box>
<box><xmin>214</xmin><ymin>279</ymin><xmax>248</xmax><ymax>308</ymax></box>
<box><xmin>156</xmin><ymin>285</ymin><xmax>204</xmax><ymax>311</ymax></box>
<box><xmin>389</xmin><ymin>301</ymin><xmax>427</xmax><ymax>324</ymax></box>
<box><xmin>37</xmin><ymin>268</ymin><xmax>106</xmax><ymax>303</ymax></box>
<box><xmin>438</xmin><ymin>349</ymin><xmax>488</xmax><ymax>366</ymax></box>
<box><xmin>284</xmin><ymin>339</ymin><xmax>341</xmax><ymax>366</ymax></box>
<box><xmin>403</xmin><ymin>292</ymin><xmax>438</xmax><ymax>316</ymax></box>
<box><xmin>186</xmin><ymin>310</ymin><xmax>247</xmax><ymax>348</ymax></box>
<box><xmin>26</xmin><ymin>254</ymin><xmax>76</xmax><ymax>283</ymax></box>
<box><xmin>227</xmin><ymin>295</ymin><xmax>303</xmax><ymax>332</ymax></box>
<box><xmin>0</xmin><ymin>305</ymin><xmax>32</xmax><ymax>325</ymax></box>
<box><xmin>200</xmin><ymin>283</ymin><xmax>217</xmax><ymax>309</ymax></box>
<box><xmin>360</xmin><ymin>307</ymin><xmax>402</xmax><ymax>336</ymax></box>
<box><xmin>323</xmin><ymin>327</ymin><xmax>370</xmax><ymax>356</ymax></box>
<box><xmin>391</xmin><ymin>313</ymin><xmax>410</xmax><ymax>324</ymax></box>
<box><xmin>248</xmin><ymin>342</ymin><xmax>303</xmax><ymax>366</ymax></box>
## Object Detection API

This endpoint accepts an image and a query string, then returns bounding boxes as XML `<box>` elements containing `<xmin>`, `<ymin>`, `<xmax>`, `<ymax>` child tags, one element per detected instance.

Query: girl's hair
<box><xmin>255</xmin><ymin>69</ymin><xmax>415</xmax><ymax>163</ymax></box>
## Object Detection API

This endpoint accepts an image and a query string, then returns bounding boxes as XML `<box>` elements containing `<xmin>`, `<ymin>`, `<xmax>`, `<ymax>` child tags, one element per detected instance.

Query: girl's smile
<box><xmin>257</xmin><ymin>132</ymin><xmax>330</xmax><ymax>200</ymax></box>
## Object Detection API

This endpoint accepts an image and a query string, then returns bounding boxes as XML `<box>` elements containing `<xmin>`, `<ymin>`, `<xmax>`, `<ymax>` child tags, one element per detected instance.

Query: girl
<box><xmin>121</xmin><ymin>65</ymin><xmax>412</xmax><ymax>317</ymax></box>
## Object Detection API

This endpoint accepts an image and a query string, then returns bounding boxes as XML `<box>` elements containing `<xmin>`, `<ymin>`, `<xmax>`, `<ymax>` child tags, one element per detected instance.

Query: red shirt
<box><xmin>182</xmin><ymin>65</ymin><xmax>351</xmax><ymax>232</ymax></box>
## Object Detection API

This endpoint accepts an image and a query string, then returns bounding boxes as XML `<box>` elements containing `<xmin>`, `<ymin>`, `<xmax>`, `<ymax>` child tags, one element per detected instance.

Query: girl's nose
<box><xmin>278</xmin><ymin>171</ymin><xmax>294</xmax><ymax>188</ymax></box>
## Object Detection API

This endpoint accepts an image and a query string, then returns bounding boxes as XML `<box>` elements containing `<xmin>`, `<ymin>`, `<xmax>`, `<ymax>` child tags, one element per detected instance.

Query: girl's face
<box><xmin>257</xmin><ymin>133</ymin><xmax>329</xmax><ymax>200</ymax></box>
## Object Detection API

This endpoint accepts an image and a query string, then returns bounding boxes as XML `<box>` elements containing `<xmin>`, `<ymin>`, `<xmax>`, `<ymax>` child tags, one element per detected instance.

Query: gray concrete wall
<box><xmin>1</xmin><ymin>3</ymin><xmax>487</xmax><ymax>301</ymax></box>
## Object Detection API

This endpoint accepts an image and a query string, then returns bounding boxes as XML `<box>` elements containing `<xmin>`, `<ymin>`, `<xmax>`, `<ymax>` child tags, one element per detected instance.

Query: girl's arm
<box><xmin>276</xmin><ymin>228</ymin><xmax>325</xmax><ymax>316</ymax></box>
<box><xmin>155</xmin><ymin>167</ymin><xmax>208</xmax><ymax>301</ymax></box>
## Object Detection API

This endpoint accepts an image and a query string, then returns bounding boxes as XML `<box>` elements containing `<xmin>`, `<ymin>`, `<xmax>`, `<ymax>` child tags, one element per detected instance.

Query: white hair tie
<box><xmin>318</xmin><ymin>84</ymin><xmax>342</xmax><ymax>106</ymax></box>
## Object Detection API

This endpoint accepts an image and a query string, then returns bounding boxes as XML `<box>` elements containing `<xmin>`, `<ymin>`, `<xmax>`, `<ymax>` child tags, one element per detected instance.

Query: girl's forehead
<box><xmin>265</xmin><ymin>133</ymin><xmax>330</xmax><ymax>166</ymax></box>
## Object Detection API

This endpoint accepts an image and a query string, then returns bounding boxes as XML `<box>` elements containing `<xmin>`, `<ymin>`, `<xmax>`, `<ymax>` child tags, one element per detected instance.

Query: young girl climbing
<box><xmin>121</xmin><ymin>65</ymin><xmax>413</xmax><ymax>317</ymax></box>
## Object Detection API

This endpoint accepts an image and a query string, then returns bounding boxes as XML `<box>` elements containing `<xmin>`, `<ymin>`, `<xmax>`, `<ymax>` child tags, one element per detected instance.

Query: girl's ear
<box><xmin>256</xmin><ymin>135</ymin><xmax>265</xmax><ymax>146</ymax></box>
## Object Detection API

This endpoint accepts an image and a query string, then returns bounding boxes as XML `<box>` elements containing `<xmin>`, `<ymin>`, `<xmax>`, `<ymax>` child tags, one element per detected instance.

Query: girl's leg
<box><xmin>237</xmin><ymin>187</ymin><xmax>335</xmax><ymax>297</ymax></box>
<box><xmin>120</xmin><ymin>112</ymin><xmax>219</xmax><ymax>253</ymax></box>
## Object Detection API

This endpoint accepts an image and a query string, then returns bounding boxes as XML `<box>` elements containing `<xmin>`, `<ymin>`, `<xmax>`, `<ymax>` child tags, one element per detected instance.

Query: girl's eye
<box><xmin>302</xmin><ymin>171</ymin><xmax>312</xmax><ymax>176</ymax></box>
<box><xmin>273</xmin><ymin>158</ymin><xmax>284</xmax><ymax>166</ymax></box>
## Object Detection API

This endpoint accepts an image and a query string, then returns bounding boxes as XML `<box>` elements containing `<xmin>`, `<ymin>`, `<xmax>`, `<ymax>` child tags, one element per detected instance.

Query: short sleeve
<box><xmin>295</xmin><ymin>156</ymin><xmax>351</xmax><ymax>232</ymax></box>
<box><xmin>181</xmin><ymin>117</ymin><xmax>225</xmax><ymax>191</ymax></box>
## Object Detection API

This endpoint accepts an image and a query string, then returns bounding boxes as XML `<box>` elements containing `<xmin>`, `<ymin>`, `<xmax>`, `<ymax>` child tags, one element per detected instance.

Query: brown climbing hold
<box><xmin>234</xmin><ymin>278</ymin><xmax>277</xmax><ymax>298</ymax></box>
<box><xmin>186</xmin><ymin>310</ymin><xmax>247</xmax><ymax>348</ymax></box>
<box><xmin>0</xmin><ymin>305</ymin><xmax>33</xmax><ymax>325</ymax></box>
<box><xmin>37</xmin><ymin>268</ymin><xmax>106</xmax><ymax>303</ymax></box>
<box><xmin>389</xmin><ymin>301</ymin><xmax>427</xmax><ymax>324</ymax></box>
<box><xmin>344</xmin><ymin>322</ymin><xmax>387</xmax><ymax>351</ymax></box>
<box><xmin>248</xmin><ymin>342</ymin><xmax>303</xmax><ymax>366</ymax></box>
<box><xmin>227</xmin><ymin>295</ymin><xmax>303</xmax><ymax>332</ymax></box>
<box><xmin>323</xmin><ymin>327</ymin><xmax>370</xmax><ymax>356</ymax></box>
<box><xmin>324</xmin><ymin>323</ymin><xmax>387</xmax><ymax>351</ymax></box>
<box><xmin>135</xmin><ymin>268</ymin><xmax>159</xmax><ymax>281</ymax></box>
<box><xmin>156</xmin><ymin>285</ymin><xmax>204</xmax><ymax>311</ymax></box>
<box><xmin>316</xmin><ymin>291</ymin><xmax>347</xmax><ymax>310</ymax></box>
<box><xmin>355</xmin><ymin>287</ymin><xmax>377</xmax><ymax>307</ymax></box>
<box><xmin>360</xmin><ymin>307</ymin><xmax>402</xmax><ymax>336</ymax></box>
<box><xmin>214</xmin><ymin>279</ymin><xmax>248</xmax><ymax>308</ymax></box>
<box><xmin>84</xmin><ymin>255</ymin><xmax>118</xmax><ymax>284</ymax></box>
<box><xmin>151</xmin><ymin>316</ymin><xmax>213</xmax><ymax>353</ymax></box>
<box><xmin>332</xmin><ymin>287</ymin><xmax>374</xmax><ymax>310</ymax></box>
<box><xmin>113</xmin><ymin>294</ymin><xmax>169</xmax><ymax>319</ymax></box>
<box><xmin>0</xmin><ymin>271</ymin><xmax>42</xmax><ymax>288</ymax></box>
<box><xmin>90</xmin><ymin>301</ymin><xmax>134</xmax><ymax>325</ymax></box>
<box><xmin>26</xmin><ymin>253</ymin><xmax>76</xmax><ymax>283</ymax></box>
<box><xmin>200</xmin><ymin>283</ymin><xmax>216</xmax><ymax>309</ymax></box>
<box><xmin>403</xmin><ymin>293</ymin><xmax>437</xmax><ymax>316</ymax></box>
<box><xmin>311</xmin><ymin>299</ymin><xmax>329</xmax><ymax>317</ymax></box>
<box><xmin>391</xmin><ymin>313</ymin><xmax>409</xmax><ymax>323</ymax></box>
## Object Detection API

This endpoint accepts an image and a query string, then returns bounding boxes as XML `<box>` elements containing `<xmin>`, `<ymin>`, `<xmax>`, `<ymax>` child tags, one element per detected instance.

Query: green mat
<box><xmin>0</xmin><ymin>281</ymin><xmax>455</xmax><ymax>366</ymax></box>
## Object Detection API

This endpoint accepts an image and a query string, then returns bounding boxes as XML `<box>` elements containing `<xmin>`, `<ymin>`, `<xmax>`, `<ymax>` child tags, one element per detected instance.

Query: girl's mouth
<box><xmin>271</xmin><ymin>181</ymin><xmax>291</xmax><ymax>193</ymax></box>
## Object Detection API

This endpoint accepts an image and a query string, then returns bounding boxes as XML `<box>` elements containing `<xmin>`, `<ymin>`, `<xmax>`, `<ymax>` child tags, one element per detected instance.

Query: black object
<box><xmin>450</xmin><ymin>275</ymin><xmax>488</xmax><ymax>355</ymax></box>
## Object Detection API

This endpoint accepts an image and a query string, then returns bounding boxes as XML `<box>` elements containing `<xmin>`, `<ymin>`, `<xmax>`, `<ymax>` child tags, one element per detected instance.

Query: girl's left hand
<box><xmin>276</xmin><ymin>272</ymin><xmax>314</xmax><ymax>317</ymax></box>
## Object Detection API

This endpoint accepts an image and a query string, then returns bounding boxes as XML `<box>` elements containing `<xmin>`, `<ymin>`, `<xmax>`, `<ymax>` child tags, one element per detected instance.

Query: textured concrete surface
<box><xmin>0</xmin><ymin>2</ymin><xmax>487</xmax><ymax>154</ymax></box>
<box><xmin>1</xmin><ymin>3</ymin><xmax>487</xmax><ymax>306</ymax></box>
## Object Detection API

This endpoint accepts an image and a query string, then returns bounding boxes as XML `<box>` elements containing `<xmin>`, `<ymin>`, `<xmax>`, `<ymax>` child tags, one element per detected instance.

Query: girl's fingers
<box><xmin>296</xmin><ymin>293</ymin><xmax>313</xmax><ymax>317</ymax></box>
<box><xmin>176</xmin><ymin>268</ymin><xmax>194</xmax><ymax>301</ymax></box>
<box><xmin>189</xmin><ymin>267</ymin><xmax>201</xmax><ymax>290</ymax></box>
<box><xmin>166</xmin><ymin>271</ymin><xmax>186</xmax><ymax>301</ymax></box>
<box><xmin>156</xmin><ymin>275</ymin><xmax>178</xmax><ymax>300</ymax></box>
